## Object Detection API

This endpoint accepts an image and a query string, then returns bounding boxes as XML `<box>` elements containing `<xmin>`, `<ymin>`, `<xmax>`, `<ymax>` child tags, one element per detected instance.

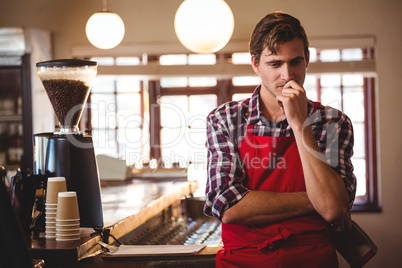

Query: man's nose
<box><xmin>281</xmin><ymin>64</ymin><xmax>294</xmax><ymax>81</ymax></box>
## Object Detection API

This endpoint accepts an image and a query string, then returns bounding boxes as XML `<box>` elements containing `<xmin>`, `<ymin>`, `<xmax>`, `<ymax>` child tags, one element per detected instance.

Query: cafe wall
<box><xmin>1</xmin><ymin>0</ymin><xmax>401</xmax><ymax>267</ymax></box>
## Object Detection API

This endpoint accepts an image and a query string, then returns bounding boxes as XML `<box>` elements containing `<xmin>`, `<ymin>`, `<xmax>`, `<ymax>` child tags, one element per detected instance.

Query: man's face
<box><xmin>251</xmin><ymin>38</ymin><xmax>309</xmax><ymax>99</ymax></box>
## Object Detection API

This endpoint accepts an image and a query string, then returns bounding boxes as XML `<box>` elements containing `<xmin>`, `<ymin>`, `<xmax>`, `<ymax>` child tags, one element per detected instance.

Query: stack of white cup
<box><xmin>45</xmin><ymin>177</ymin><xmax>67</xmax><ymax>239</ymax></box>
<box><xmin>56</xmin><ymin>191</ymin><xmax>81</xmax><ymax>241</ymax></box>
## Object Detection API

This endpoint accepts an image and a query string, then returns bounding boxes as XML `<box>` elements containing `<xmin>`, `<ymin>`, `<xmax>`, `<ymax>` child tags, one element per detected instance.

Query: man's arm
<box><xmin>221</xmin><ymin>190</ymin><xmax>315</xmax><ymax>225</ymax></box>
<box><xmin>205</xmin><ymin>102</ymin><xmax>316</xmax><ymax>226</ymax></box>
<box><xmin>294</xmin><ymin>124</ymin><xmax>350</xmax><ymax>223</ymax></box>
<box><xmin>277</xmin><ymin>80</ymin><xmax>350</xmax><ymax>224</ymax></box>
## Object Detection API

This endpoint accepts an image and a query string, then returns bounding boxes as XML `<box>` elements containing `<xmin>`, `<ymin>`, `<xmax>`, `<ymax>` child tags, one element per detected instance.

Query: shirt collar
<box><xmin>246</xmin><ymin>86</ymin><xmax>262</xmax><ymax>125</ymax></box>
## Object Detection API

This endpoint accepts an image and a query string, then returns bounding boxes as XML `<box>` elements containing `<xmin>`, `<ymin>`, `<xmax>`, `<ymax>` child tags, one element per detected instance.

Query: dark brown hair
<box><xmin>249</xmin><ymin>12</ymin><xmax>309</xmax><ymax>65</ymax></box>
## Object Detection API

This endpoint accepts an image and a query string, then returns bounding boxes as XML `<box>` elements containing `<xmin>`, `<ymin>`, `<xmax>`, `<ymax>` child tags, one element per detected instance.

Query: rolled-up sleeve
<box><xmin>332</xmin><ymin>113</ymin><xmax>357</xmax><ymax>209</ymax></box>
<box><xmin>312</xmin><ymin>107</ymin><xmax>357</xmax><ymax>209</ymax></box>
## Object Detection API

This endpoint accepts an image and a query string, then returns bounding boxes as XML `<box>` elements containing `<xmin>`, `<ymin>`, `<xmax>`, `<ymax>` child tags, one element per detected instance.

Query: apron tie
<box><xmin>257</xmin><ymin>229</ymin><xmax>292</xmax><ymax>251</ymax></box>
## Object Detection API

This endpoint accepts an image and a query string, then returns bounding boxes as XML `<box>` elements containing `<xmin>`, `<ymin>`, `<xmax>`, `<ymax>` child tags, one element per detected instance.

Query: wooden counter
<box><xmin>102</xmin><ymin>179</ymin><xmax>198</xmax><ymax>235</ymax></box>
<box><xmin>30</xmin><ymin>179</ymin><xmax>200</xmax><ymax>267</ymax></box>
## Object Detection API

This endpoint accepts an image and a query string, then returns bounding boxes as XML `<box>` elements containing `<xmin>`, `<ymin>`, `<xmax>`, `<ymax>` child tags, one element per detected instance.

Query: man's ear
<box><xmin>251</xmin><ymin>56</ymin><xmax>260</xmax><ymax>75</ymax></box>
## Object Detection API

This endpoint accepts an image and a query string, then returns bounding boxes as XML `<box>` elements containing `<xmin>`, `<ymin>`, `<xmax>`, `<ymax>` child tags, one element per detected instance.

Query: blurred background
<box><xmin>0</xmin><ymin>0</ymin><xmax>401</xmax><ymax>267</ymax></box>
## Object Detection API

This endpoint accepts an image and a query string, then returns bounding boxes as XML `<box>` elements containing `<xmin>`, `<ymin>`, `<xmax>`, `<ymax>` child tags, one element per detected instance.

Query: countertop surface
<box><xmin>101</xmin><ymin>179</ymin><xmax>197</xmax><ymax>227</ymax></box>
<box><xmin>30</xmin><ymin>179</ymin><xmax>200</xmax><ymax>266</ymax></box>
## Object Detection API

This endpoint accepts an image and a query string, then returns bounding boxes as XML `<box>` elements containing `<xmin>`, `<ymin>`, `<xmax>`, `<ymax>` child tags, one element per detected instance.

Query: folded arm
<box><xmin>221</xmin><ymin>190</ymin><xmax>315</xmax><ymax>225</ymax></box>
<box><xmin>277</xmin><ymin>81</ymin><xmax>354</xmax><ymax>224</ymax></box>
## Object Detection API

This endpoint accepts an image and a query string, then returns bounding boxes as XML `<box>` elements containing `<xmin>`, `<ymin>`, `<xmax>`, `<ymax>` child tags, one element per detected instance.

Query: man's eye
<box><xmin>268</xmin><ymin>62</ymin><xmax>280</xmax><ymax>67</ymax></box>
<box><xmin>292</xmin><ymin>60</ymin><xmax>303</xmax><ymax>65</ymax></box>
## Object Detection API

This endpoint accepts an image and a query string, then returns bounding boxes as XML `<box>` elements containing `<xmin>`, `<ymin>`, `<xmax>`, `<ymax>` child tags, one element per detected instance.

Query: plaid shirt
<box><xmin>204</xmin><ymin>86</ymin><xmax>356</xmax><ymax>221</ymax></box>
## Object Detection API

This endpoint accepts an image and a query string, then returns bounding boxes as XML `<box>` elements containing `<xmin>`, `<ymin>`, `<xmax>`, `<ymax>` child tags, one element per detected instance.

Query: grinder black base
<box><xmin>38</xmin><ymin>132</ymin><xmax>103</xmax><ymax>228</ymax></box>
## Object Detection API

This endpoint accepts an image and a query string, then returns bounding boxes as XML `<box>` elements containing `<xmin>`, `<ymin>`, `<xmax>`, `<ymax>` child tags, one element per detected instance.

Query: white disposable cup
<box><xmin>56</xmin><ymin>232</ymin><xmax>80</xmax><ymax>237</ymax></box>
<box><xmin>56</xmin><ymin>227</ymin><xmax>80</xmax><ymax>232</ymax></box>
<box><xmin>55</xmin><ymin>218</ymin><xmax>80</xmax><ymax>222</ymax></box>
<box><xmin>56</xmin><ymin>230</ymin><xmax>81</xmax><ymax>236</ymax></box>
<box><xmin>56</xmin><ymin>222</ymin><xmax>80</xmax><ymax>226</ymax></box>
<box><xmin>46</xmin><ymin>222</ymin><xmax>57</xmax><ymax>228</ymax></box>
<box><xmin>45</xmin><ymin>208</ymin><xmax>57</xmax><ymax>213</ymax></box>
<box><xmin>46</xmin><ymin>177</ymin><xmax>67</xmax><ymax>204</ymax></box>
<box><xmin>45</xmin><ymin>232</ymin><xmax>56</xmax><ymax>236</ymax></box>
<box><xmin>45</xmin><ymin>235</ymin><xmax>56</xmax><ymax>239</ymax></box>
<box><xmin>45</xmin><ymin>209</ymin><xmax>58</xmax><ymax>236</ymax></box>
<box><xmin>46</xmin><ymin>212</ymin><xmax>57</xmax><ymax>216</ymax></box>
<box><xmin>56</xmin><ymin>237</ymin><xmax>80</xmax><ymax>241</ymax></box>
<box><xmin>56</xmin><ymin>192</ymin><xmax>80</xmax><ymax>221</ymax></box>
<box><xmin>56</xmin><ymin>220</ymin><xmax>80</xmax><ymax>226</ymax></box>
<box><xmin>56</xmin><ymin>222</ymin><xmax>80</xmax><ymax>227</ymax></box>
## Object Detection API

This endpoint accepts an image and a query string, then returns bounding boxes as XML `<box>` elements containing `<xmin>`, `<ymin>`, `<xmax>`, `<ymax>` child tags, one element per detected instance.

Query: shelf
<box><xmin>0</xmin><ymin>114</ymin><xmax>22</xmax><ymax>122</ymax></box>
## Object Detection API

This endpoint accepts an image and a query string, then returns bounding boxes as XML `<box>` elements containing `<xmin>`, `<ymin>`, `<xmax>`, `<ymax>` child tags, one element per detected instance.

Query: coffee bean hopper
<box><xmin>33</xmin><ymin>59</ymin><xmax>103</xmax><ymax>228</ymax></box>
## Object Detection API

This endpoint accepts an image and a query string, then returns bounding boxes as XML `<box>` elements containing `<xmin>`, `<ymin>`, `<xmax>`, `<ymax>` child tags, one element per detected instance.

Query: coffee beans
<box><xmin>42</xmin><ymin>79</ymin><xmax>89</xmax><ymax>127</ymax></box>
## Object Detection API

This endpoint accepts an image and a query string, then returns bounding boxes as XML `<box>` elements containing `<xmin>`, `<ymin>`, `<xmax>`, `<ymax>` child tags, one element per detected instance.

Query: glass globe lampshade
<box><xmin>174</xmin><ymin>0</ymin><xmax>234</xmax><ymax>54</ymax></box>
<box><xmin>86</xmin><ymin>11</ymin><xmax>125</xmax><ymax>50</ymax></box>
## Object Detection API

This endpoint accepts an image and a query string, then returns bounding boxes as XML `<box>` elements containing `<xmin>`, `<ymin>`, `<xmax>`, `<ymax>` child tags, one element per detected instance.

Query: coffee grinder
<box><xmin>33</xmin><ymin>59</ymin><xmax>103</xmax><ymax>228</ymax></box>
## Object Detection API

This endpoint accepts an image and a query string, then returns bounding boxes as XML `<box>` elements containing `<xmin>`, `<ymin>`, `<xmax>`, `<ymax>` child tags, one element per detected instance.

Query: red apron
<box><xmin>216</xmin><ymin>103</ymin><xmax>338</xmax><ymax>268</ymax></box>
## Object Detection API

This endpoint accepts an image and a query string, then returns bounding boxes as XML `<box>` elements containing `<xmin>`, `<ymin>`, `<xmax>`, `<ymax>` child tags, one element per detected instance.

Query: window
<box><xmin>84</xmin><ymin>38</ymin><xmax>378</xmax><ymax>211</ymax></box>
<box><xmin>153</xmin><ymin>54</ymin><xmax>218</xmax><ymax>167</ymax></box>
<box><xmin>89</xmin><ymin>74</ymin><xmax>149</xmax><ymax>166</ymax></box>
<box><xmin>159</xmin><ymin>94</ymin><xmax>217</xmax><ymax>166</ymax></box>
<box><xmin>303</xmin><ymin>47</ymin><xmax>379</xmax><ymax>211</ymax></box>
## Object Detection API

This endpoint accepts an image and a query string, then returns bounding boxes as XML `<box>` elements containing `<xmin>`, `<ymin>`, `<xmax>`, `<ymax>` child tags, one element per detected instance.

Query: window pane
<box><xmin>141</xmin><ymin>125</ymin><xmax>150</xmax><ymax>160</ymax></box>
<box><xmin>160</xmin><ymin>77</ymin><xmax>188</xmax><ymax>88</ymax></box>
<box><xmin>321</xmin><ymin>75</ymin><xmax>341</xmax><ymax>87</ymax></box>
<box><xmin>352</xmin><ymin>157</ymin><xmax>366</xmax><ymax>196</ymax></box>
<box><xmin>116</xmin><ymin>76</ymin><xmax>141</xmax><ymax>93</ymax></box>
<box><xmin>159</xmin><ymin>54</ymin><xmax>187</xmax><ymax>65</ymax></box>
<box><xmin>304</xmin><ymin>75</ymin><xmax>318</xmax><ymax>101</ymax></box>
<box><xmin>116</xmin><ymin>94</ymin><xmax>142</xmax><ymax>128</ymax></box>
<box><xmin>116</xmin><ymin>57</ymin><xmax>141</xmax><ymax>66</ymax></box>
<box><xmin>160</xmin><ymin>95</ymin><xmax>188</xmax><ymax>128</ymax></box>
<box><xmin>320</xmin><ymin>49</ymin><xmax>341</xmax><ymax>62</ymax></box>
<box><xmin>161</xmin><ymin>127</ymin><xmax>189</xmax><ymax>163</ymax></box>
<box><xmin>118</xmin><ymin>128</ymin><xmax>143</xmax><ymax>164</ymax></box>
<box><xmin>188</xmin><ymin>77</ymin><xmax>217</xmax><ymax>87</ymax></box>
<box><xmin>232</xmin><ymin>53</ymin><xmax>251</xmax><ymax>64</ymax></box>
<box><xmin>91</xmin><ymin>94</ymin><xmax>116</xmax><ymax>128</ymax></box>
<box><xmin>343</xmin><ymin>87</ymin><xmax>364</xmax><ymax>122</ymax></box>
<box><xmin>320</xmin><ymin>87</ymin><xmax>341</xmax><ymax>108</ymax></box>
<box><xmin>188</xmin><ymin>95</ymin><xmax>217</xmax><ymax>127</ymax></box>
<box><xmin>90</xmin><ymin>57</ymin><xmax>114</xmax><ymax>66</ymax></box>
<box><xmin>232</xmin><ymin>93</ymin><xmax>252</xmax><ymax>101</ymax></box>
<box><xmin>320</xmin><ymin>75</ymin><xmax>341</xmax><ymax>108</ymax></box>
<box><xmin>93</xmin><ymin>129</ymin><xmax>117</xmax><ymax>157</ymax></box>
<box><xmin>342</xmin><ymin>49</ymin><xmax>363</xmax><ymax>61</ymax></box>
<box><xmin>92</xmin><ymin>75</ymin><xmax>116</xmax><ymax>93</ymax></box>
<box><xmin>342</xmin><ymin>74</ymin><xmax>363</xmax><ymax>87</ymax></box>
<box><xmin>187</xmin><ymin>127</ymin><xmax>208</xmax><ymax>163</ymax></box>
<box><xmin>352</xmin><ymin>122</ymin><xmax>365</xmax><ymax>158</ymax></box>
<box><xmin>188</xmin><ymin>54</ymin><xmax>216</xmax><ymax>65</ymax></box>
<box><xmin>308</xmin><ymin>48</ymin><xmax>317</xmax><ymax>62</ymax></box>
<box><xmin>232</xmin><ymin>76</ymin><xmax>260</xmax><ymax>86</ymax></box>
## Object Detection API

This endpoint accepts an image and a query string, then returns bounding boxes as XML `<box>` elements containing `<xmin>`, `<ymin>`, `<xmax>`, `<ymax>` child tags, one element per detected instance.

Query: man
<box><xmin>204</xmin><ymin>12</ymin><xmax>356</xmax><ymax>267</ymax></box>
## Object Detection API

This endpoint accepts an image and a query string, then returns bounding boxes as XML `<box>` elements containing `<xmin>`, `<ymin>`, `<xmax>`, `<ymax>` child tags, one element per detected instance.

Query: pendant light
<box><xmin>174</xmin><ymin>0</ymin><xmax>235</xmax><ymax>54</ymax></box>
<box><xmin>86</xmin><ymin>0</ymin><xmax>125</xmax><ymax>50</ymax></box>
